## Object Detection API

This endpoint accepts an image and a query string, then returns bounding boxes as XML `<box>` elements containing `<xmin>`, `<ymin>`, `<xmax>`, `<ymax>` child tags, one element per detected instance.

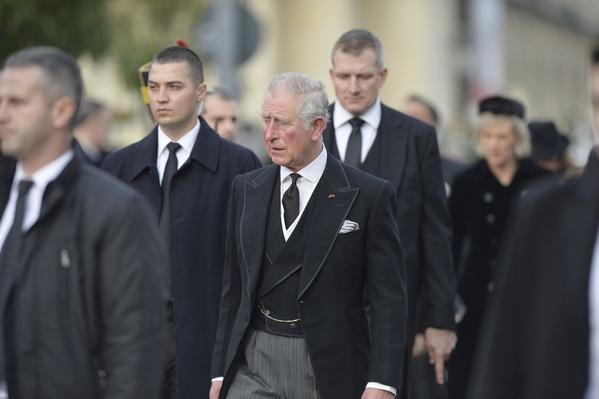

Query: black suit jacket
<box><xmin>101</xmin><ymin>117</ymin><xmax>261</xmax><ymax>399</ymax></box>
<box><xmin>212</xmin><ymin>155</ymin><xmax>408</xmax><ymax>399</ymax></box>
<box><xmin>468</xmin><ymin>149</ymin><xmax>599</xmax><ymax>399</ymax></box>
<box><xmin>324</xmin><ymin>103</ymin><xmax>455</xmax><ymax>336</ymax></box>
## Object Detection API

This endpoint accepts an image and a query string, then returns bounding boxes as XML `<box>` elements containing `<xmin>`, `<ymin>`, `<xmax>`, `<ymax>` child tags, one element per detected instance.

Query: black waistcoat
<box><xmin>256</xmin><ymin>175</ymin><xmax>317</xmax><ymax>321</ymax></box>
<box><xmin>329</xmin><ymin>127</ymin><xmax>383</xmax><ymax>176</ymax></box>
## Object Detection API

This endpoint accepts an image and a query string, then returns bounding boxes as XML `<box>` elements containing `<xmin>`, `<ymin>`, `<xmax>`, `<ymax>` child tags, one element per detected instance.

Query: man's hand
<box><xmin>411</xmin><ymin>333</ymin><xmax>426</xmax><ymax>357</ymax></box>
<box><xmin>209</xmin><ymin>380</ymin><xmax>223</xmax><ymax>399</ymax></box>
<box><xmin>361</xmin><ymin>388</ymin><xmax>395</xmax><ymax>399</ymax></box>
<box><xmin>424</xmin><ymin>327</ymin><xmax>457</xmax><ymax>385</ymax></box>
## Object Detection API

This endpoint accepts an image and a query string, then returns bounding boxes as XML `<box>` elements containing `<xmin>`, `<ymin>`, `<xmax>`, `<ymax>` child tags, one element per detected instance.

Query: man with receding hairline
<box><xmin>201</xmin><ymin>87</ymin><xmax>238</xmax><ymax>141</ymax></box>
<box><xmin>0</xmin><ymin>45</ymin><xmax>167</xmax><ymax>399</ymax></box>
<box><xmin>210</xmin><ymin>72</ymin><xmax>407</xmax><ymax>399</ymax></box>
<box><xmin>102</xmin><ymin>46</ymin><xmax>260</xmax><ymax>399</ymax></box>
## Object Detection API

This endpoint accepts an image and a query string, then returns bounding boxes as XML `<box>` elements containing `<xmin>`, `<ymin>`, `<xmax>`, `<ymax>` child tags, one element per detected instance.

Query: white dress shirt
<box><xmin>333</xmin><ymin>98</ymin><xmax>382</xmax><ymax>163</ymax></box>
<box><xmin>156</xmin><ymin>120</ymin><xmax>200</xmax><ymax>184</ymax></box>
<box><xmin>279</xmin><ymin>145</ymin><xmax>327</xmax><ymax>240</ymax></box>
<box><xmin>0</xmin><ymin>150</ymin><xmax>74</xmax><ymax>253</ymax></box>
<box><xmin>586</xmin><ymin>228</ymin><xmax>599</xmax><ymax>399</ymax></box>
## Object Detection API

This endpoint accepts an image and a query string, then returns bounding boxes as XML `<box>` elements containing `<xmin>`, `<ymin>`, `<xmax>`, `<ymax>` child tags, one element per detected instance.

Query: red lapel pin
<box><xmin>328</xmin><ymin>193</ymin><xmax>336</xmax><ymax>199</ymax></box>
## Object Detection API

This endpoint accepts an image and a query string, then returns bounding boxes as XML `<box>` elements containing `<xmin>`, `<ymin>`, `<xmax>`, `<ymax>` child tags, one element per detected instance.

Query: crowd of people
<box><xmin>0</xmin><ymin>28</ymin><xmax>598</xmax><ymax>399</ymax></box>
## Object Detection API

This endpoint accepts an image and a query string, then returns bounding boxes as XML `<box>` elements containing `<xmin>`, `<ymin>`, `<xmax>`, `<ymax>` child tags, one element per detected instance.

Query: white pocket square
<box><xmin>339</xmin><ymin>220</ymin><xmax>359</xmax><ymax>234</ymax></box>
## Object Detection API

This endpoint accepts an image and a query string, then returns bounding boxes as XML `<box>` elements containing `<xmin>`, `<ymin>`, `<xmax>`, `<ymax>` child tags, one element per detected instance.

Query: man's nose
<box><xmin>157</xmin><ymin>87</ymin><xmax>168</xmax><ymax>103</ymax></box>
<box><xmin>349</xmin><ymin>77</ymin><xmax>360</xmax><ymax>94</ymax></box>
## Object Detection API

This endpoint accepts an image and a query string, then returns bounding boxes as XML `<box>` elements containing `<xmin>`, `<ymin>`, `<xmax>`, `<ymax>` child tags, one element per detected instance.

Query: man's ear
<box><xmin>196</xmin><ymin>82</ymin><xmax>207</xmax><ymax>103</ymax></box>
<box><xmin>52</xmin><ymin>97</ymin><xmax>77</xmax><ymax>130</ymax></box>
<box><xmin>311</xmin><ymin>116</ymin><xmax>326</xmax><ymax>141</ymax></box>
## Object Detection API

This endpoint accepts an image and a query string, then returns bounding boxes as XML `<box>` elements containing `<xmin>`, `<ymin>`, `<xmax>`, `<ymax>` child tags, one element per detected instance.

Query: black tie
<box><xmin>0</xmin><ymin>179</ymin><xmax>33</xmax><ymax>384</ymax></box>
<box><xmin>159</xmin><ymin>142</ymin><xmax>181</xmax><ymax>250</ymax></box>
<box><xmin>344</xmin><ymin>117</ymin><xmax>364</xmax><ymax>167</ymax></box>
<box><xmin>0</xmin><ymin>180</ymin><xmax>34</xmax><ymax>261</ymax></box>
<box><xmin>282</xmin><ymin>173</ymin><xmax>301</xmax><ymax>228</ymax></box>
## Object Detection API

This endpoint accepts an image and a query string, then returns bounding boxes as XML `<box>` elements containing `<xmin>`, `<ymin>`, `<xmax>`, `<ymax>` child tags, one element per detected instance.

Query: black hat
<box><xmin>479</xmin><ymin>95</ymin><xmax>526</xmax><ymax>119</ymax></box>
<box><xmin>528</xmin><ymin>121</ymin><xmax>569</xmax><ymax>160</ymax></box>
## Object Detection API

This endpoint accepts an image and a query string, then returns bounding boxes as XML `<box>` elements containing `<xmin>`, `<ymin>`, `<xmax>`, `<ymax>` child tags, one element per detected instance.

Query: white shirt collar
<box><xmin>157</xmin><ymin>119</ymin><xmax>200</xmax><ymax>158</ymax></box>
<box><xmin>280</xmin><ymin>144</ymin><xmax>327</xmax><ymax>184</ymax></box>
<box><xmin>14</xmin><ymin>149</ymin><xmax>74</xmax><ymax>189</ymax></box>
<box><xmin>333</xmin><ymin>97</ymin><xmax>382</xmax><ymax>130</ymax></box>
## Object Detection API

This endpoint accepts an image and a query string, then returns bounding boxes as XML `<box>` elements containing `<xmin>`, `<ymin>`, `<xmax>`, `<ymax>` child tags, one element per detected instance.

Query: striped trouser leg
<box><xmin>227</xmin><ymin>329</ymin><xmax>319</xmax><ymax>399</ymax></box>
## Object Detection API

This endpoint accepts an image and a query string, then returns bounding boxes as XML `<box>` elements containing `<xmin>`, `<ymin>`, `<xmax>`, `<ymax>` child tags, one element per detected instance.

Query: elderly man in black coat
<box><xmin>210</xmin><ymin>72</ymin><xmax>407</xmax><ymax>399</ymax></box>
<box><xmin>0</xmin><ymin>46</ymin><xmax>167</xmax><ymax>398</ymax></box>
<box><xmin>102</xmin><ymin>46</ymin><xmax>260</xmax><ymax>399</ymax></box>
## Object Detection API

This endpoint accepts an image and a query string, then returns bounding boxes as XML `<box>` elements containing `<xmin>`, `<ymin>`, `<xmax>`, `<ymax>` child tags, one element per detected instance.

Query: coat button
<box><xmin>290</xmin><ymin>323</ymin><xmax>296</xmax><ymax>328</ymax></box>
<box><xmin>486</xmin><ymin>213</ymin><xmax>496</xmax><ymax>224</ymax></box>
<box><xmin>265</xmin><ymin>309</ymin><xmax>270</xmax><ymax>316</ymax></box>
<box><xmin>483</xmin><ymin>192</ymin><xmax>494</xmax><ymax>203</ymax></box>
<box><xmin>60</xmin><ymin>249</ymin><xmax>70</xmax><ymax>268</ymax></box>
<box><xmin>98</xmin><ymin>369</ymin><xmax>106</xmax><ymax>378</ymax></box>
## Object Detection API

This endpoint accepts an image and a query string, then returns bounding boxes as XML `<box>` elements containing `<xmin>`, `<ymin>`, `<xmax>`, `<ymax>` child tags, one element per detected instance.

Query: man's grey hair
<box><xmin>331</xmin><ymin>29</ymin><xmax>384</xmax><ymax>70</ymax></box>
<box><xmin>475</xmin><ymin>113</ymin><xmax>531</xmax><ymax>157</ymax></box>
<box><xmin>4</xmin><ymin>46</ymin><xmax>83</xmax><ymax>128</ymax></box>
<box><xmin>266</xmin><ymin>72</ymin><xmax>329</xmax><ymax>129</ymax></box>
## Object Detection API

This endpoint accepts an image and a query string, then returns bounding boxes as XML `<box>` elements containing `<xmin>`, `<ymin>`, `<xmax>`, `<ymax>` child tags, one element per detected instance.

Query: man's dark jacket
<box><xmin>468</xmin><ymin>149</ymin><xmax>599</xmax><ymax>399</ymax></box>
<box><xmin>212</xmin><ymin>155</ymin><xmax>408</xmax><ymax>399</ymax></box>
<box><xmin>0</xmin><ymin>157</ymin><xmax>168</xmax><ymax>398</ymax></box>
<box><xmin>324</xmin><ymin>104</ymin><xmax>456</xmax><ymax>337</ymax></box>
<box><xmin>101</xmin><ymin>117</ymin><xmax>261</xmax><ymax>398</ymax></box>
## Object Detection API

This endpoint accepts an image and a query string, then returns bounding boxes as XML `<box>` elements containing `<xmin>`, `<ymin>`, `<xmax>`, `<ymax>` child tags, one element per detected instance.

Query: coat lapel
<box><xmin>379</xmin><ymin>104</ymin><xmax>408</xmax><ymax>190</ymax></box>
<box><xmin>298</xmin><ymin>156</ymin><xmax>358</xmax><ymax>297</ymax></box>
<box><xmin>240</xmin><ymin>165</ymin><xmax>279</xmax><ymax>289</ymax></box>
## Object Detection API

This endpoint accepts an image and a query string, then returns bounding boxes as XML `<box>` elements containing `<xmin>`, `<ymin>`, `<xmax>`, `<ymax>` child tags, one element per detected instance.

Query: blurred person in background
<box><xmin>448</xmin><ymin>95</ymin><xmax>548</xmax><ymax>399</ymax></box>
<box><xmin>467</xmin><ymin>43</ymin><xmax>599</xmax><ymax>399</ymax></box>
<box><xmin>402</xmin><ymin>94</ymin><xmax>464</xmax><ymax>398</ymax></box>
<box><xmin>72</xmin><ymin>99</ymin><xmax>113</xmax><ymax>167</ymax></box>
<box><xmin>102</xmin><ymin>46</ymin><xmax>261</xmax><ymax>399</ymax></box>
<box><xmin>0</xmin><ymin>46</ymin><xmax>167</xmax><ymax>399</ymax></box>
<box><xmin>323</xmin><ymin>29</ymin><xmax>457</xmax><ymax>398</ymax></box>
<box><xmin>402</xmin><ymin>94</ymin><xmax>465</xmax><ymax>192</ymax></box>
<box><xmin>528</xmin><ymin>120</ymin><xmax>571</xmax><ymax>175</ymax></box>
<box><xmin>201</xmin><ymin>87</ymin><xmax>238</xmax><ymax>141</ymax></box>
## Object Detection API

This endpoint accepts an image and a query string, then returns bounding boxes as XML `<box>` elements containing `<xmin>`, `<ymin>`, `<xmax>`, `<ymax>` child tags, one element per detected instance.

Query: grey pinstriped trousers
<box><xmin>227</xmin><ymin>329</ymin><xmax>320</xmax><ymax>399</ymax></box>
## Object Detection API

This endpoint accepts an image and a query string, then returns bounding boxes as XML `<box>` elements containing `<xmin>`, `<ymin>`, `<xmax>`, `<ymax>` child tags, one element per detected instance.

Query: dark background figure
<box><xmin>102</xmin><ymin>46</ymin><xmax>260</xmax><ymax>399</ymax></box>
<box><xmin>72</xmin><ymin>99</ymin><xmax>113</xmax><ymax>167</ymax></box>
<box><xmin>448</xmin><ymin>96</ymin><xmax>548</xmax><ymax>399</ymax></box>
<box><xmin>201</xmin><ymin>87</ymin><xmax>238</xmax><ymax>141</ymax></box>
<box><xmin>402</xmin><ymin>93</ymin><xmax>463</xmax><ymax>399</ymax></box>
<box><xmin>467</xmin><ymin>43</ymin><xmax>599</xmax><ymax>399</ymax></box>
<box><xmin>402</xmin><ymin>94</ymin><xmax>465</xmax><ymax>190</ymax></box>
<box><xmin>210</xmin><ymin>72</ymin><xmax>406</xmax><ymax>399</ymax></box>
<box><xmin>0</xmin><ymin>46</ymin><xmax>167</xmax><ymax>398</ymax></box>
<box><xmin>528</xmin><ymin>120</ymin><xmax>571</xmax><ymax>175</ymax></box>
<box><xmin>323</xmin><ymin>29</ymin><xmax>457</xmax><ymax>396</ymax></box>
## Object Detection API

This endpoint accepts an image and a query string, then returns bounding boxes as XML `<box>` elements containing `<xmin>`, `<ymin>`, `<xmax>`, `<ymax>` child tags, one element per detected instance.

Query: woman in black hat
<box><xmin>447</xmin><ymin>96</ymin><xmax>548</xmax><ymax>399</ymax></box>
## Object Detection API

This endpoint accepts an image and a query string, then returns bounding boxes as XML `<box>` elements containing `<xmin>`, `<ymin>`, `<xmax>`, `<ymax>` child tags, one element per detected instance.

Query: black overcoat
<box><xmin>101</xmin><ymin>117</ymin><xmax>261</xmax><ymax>398</ymax></box>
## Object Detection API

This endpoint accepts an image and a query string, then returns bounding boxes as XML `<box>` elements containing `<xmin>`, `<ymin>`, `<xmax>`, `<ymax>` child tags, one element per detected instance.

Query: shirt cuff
<box><xmin>212</xmin><ymin>377</ymin><xmax>224</xmax><ymax>382</ymax></box>
<box><xmin>366</xmin><ymin>382</ymin><xmax>397</xmax><ymax>396</ymax></box>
